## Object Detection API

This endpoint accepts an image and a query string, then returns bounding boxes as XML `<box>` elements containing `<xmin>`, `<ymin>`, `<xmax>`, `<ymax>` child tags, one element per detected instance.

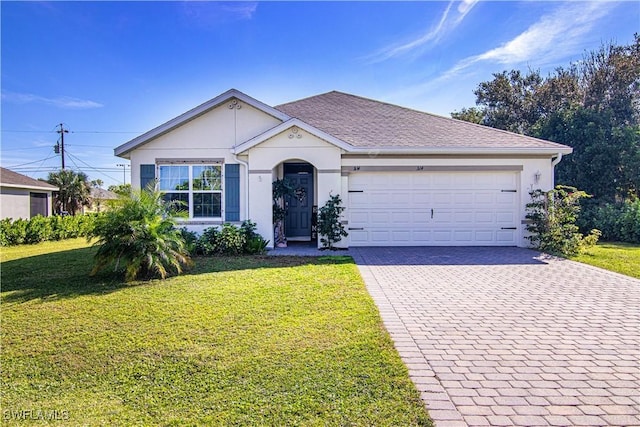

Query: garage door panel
<box><xmin>454</xmin><ymin>212</ymin><xmax>474</xmax><ymax>223</ymax></box>
<box><xmin>496</xmin><ymin>211</ymin><xmax>516</xmax><ymax>223</ymax></box>
<box><xmin>392</xmin><ymin>212</ymin><xmax>411</xmax><ymax>224</ymax></box>
<box><xmin>348</xmin><ymin>172</ymin><xmax>519</xmax><ymax>246</ymax></box>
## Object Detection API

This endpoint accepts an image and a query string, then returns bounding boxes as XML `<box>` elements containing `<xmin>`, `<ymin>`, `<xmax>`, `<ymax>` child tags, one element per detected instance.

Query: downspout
<box><xmin>551</xmin><ymin>153</ymin><xmax>563</xmax><ymax>187</ymax></box>
<box><xmin>233</xmin><ymin>153</ymin><xmax>250</xmax><ymax>221</ymax></box>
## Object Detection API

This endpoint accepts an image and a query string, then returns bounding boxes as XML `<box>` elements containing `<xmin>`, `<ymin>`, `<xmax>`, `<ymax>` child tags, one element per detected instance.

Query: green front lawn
<box><xmin>571</xmin><ymin>241</ymin><xmax>640</xmax><ymax>279</ymax></box>
<box><xmin>1</xmin><ymin>239</ymin><xmax>431</xmax><ymax>426</ymax></box>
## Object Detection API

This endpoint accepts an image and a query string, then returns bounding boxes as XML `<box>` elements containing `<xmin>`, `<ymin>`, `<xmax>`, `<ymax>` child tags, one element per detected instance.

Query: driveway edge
<box><xmin>351</xmin><ymin>248</ymin><xmax>469</xmax><ymax>427</ymax></box>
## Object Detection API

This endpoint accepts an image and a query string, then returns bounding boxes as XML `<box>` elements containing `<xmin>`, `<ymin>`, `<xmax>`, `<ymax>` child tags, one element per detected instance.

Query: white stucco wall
<box><xmin>129</xmin><ymin>99</ymin><xmax>282</xmax><ymax>192</ymax></box>
<box><xmin>245</xmin><ymin>127</ymin><xmax>344</xmax><ymax>247</ymax></box>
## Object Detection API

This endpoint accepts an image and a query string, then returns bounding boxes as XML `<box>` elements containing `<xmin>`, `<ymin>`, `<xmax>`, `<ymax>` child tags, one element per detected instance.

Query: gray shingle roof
<box><xmin>0</xmin><ymin>167</ymin><xmax>58</xmax><ymax>190</ymax></box>
<box><xmin>276</xmin><ymin>91</ymin><xmax>569</xmax><ymax>151</ymax></box>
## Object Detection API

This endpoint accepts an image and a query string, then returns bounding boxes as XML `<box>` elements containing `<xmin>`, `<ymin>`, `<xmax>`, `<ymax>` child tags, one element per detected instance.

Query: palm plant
<box><xmin>47</xmin><ymin>170</ymin><xmax>92</xmax><ymax>215</ymax></box>
<box><xmin>89</xmin><ymin>187</ymin><xmax>192</xmax><ymax>281</ymax></box>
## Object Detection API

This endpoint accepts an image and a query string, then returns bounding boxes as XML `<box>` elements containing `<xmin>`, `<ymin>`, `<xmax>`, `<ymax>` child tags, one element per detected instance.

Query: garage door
<box><xmin>348</xmin><ymin>171</ymin><xmax>519</xmax><ymax>246</ymax></box>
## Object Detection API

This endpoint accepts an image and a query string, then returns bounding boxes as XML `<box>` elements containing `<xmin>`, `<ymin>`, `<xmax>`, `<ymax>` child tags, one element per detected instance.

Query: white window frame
<box><xmin>157</xmin><ymin>163</ymin><xmax>224</xmax><ymax>220</ymax></box>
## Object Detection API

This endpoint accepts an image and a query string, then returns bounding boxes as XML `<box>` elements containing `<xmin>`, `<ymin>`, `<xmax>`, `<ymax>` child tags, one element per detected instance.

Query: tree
<box><xmin>89</xmin><ymin>187</ymin><xmax>192</xmax><ymax>281</ymax></box>
<box><xmin>107</xmin><ymin>184</ymin><xmax>132</xmax><ymax>196</ymax></box>
<box><xmin>47</xmin><ymin>170</ymin><xmax>92</xmax><ymax>215</ymax></box>
<box><xmin>453</xmin><ymin>34</ymin><xmax>640</xmax><ymax>201</ymax></box>
<box><xmin>451</xmin><ymin>107</ymin><xmax>485</xmax><ymax>124</ymax></box>
<box><xmin>538</xmin><ymin>107</ymin><xmax>639</xmax><ymax>202</ymax></box>
<box><xmin>473</xmin><ymin>69</ymin><xmax>544</xmax><ymax>134</ymax></box>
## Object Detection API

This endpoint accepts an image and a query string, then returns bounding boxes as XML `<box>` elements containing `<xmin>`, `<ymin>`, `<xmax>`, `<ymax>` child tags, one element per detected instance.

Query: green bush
<box><xmin>526</xmin><ymin>186</ymin><xmax>601</xmax><ymax>256</ymax></box>
<box><xmin>579</xmin><ymin>198</ymin><xmax>640</xmax><ymax>243</ymax></box>
<box><xmin>0</xmin><ymin>218</ymin><xmax>27</xmax><ymax>246</ymax></box>
<box><xmin>317</xmin><ymin>194</ymin><xmax>348</xmax><ymax>250</ymax></box>
<box><xmin>191</xmin><ymin>221</ymin><xmax>269</xmax><ymax>256</ymax></box>
<box><xmin>89</xmin><ymin>188</ymin><xmax>192</xmax><ymax>281</ymax></box>
<box><xmin>0</xmin><ymin>214</ymin><xmax>98</xmax><ymax>246</ymax></box>
<box><xmin>24</xmin><ymin>215</ymin><xmax>54</xmax><ymax>244</ymax></box>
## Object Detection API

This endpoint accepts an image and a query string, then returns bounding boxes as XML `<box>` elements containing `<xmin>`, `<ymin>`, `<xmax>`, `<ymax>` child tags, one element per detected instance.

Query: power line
<box><xmin>5</xmin><ymin>153</ymin><xmax>58</xmax><ymax>168</ymax></box>
<box><xmin>65</xmin><ymin>150</ymin><xmax>120</xmax><ymax>182</ymax></box>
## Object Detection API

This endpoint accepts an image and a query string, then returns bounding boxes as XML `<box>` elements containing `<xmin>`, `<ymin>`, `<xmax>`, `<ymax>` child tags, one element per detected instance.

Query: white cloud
<box><xmin>367</xmin><ymin>0</ymin><xmax>479</xmax><ymax>63</ymax></box>
<box><xmin>1</xmin><ymin>92</ymin><xmax>103</xmax><ymax>109</ymax></box>
<box><xmin>181</xmin><ymin>1</ymin><xmax>258</xmax><ymax>28</ymax></box>
<box><xmin>440</xmin><ymin>1</ymin><xmax>614</xmax><ymax>80</ymax></box>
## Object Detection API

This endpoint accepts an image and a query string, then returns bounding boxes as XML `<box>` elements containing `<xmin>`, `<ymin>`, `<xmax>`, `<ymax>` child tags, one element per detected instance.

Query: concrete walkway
<box><xmin>351</xmin><ymin>247</ymin><xmax>640</xmax><ymax>427</ymax></box>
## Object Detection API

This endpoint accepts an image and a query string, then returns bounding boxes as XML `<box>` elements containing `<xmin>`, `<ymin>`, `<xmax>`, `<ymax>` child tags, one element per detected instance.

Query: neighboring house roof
<box><xmin>115</xmin><ymin>89</ymin><xmax>290</xmax><ymax>157</ymax></box>
<box><xmin>90</xmin><ymin>187</ymin><xmax>118</xmax><ymax>201</ymax></box>
<box><xmin>115</xmin><ymin>88</ymin><xmax>572</xmax><ymax>157</ymax></box>
<box><xmin>0</xmin><ymin>167</ymin><xmax>58</xmax><ymax>191</ymax></box>
<box><xmin>275</xmin><ymin>91</ymin><xmax>571</xmax><ymax>153</ymax></box>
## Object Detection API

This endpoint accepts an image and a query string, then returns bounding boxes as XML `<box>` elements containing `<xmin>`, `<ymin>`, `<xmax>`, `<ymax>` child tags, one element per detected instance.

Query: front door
<box><xmin>284</xmin><ymin>163</ymin><xmax>314</xmax><ymax>240</ymax></box>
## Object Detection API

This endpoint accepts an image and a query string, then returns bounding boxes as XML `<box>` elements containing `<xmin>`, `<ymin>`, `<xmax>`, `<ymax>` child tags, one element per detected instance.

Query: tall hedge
<box><xmin>0</xmin><ymin>214</ymin><xmax>99</xmax><ymax>246</ymax></box>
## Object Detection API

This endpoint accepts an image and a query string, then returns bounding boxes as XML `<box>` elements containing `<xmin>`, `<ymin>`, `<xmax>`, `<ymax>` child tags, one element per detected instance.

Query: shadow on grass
<box><xmin>1</xmin><ymin>247</ymin><xmax>355</xmax><ymax>304</ymax></box>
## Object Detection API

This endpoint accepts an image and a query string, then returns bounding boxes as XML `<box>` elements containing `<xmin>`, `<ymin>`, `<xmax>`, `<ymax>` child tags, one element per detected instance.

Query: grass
<box><xmin>571</xmin><ymin>241</ymin><xmax>640</xmax><ymax>279</ymax></box>
<box><xmin>1</xmin><ymin>239</ymin><xmax>432</xmax><ymax>426</ymax></box>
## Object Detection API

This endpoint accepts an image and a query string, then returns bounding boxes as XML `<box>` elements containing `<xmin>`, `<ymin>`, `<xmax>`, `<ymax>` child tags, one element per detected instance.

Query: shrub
<box><xmin>0</xmin><ymin>214</ymin><xmax>98</xmax><ymax>246</ymax></box>
<box><xmin>24</xmin><ymin>215</ymin><xmax>53</xmax><ymax>244</ymax></box>
<box><xmin>317</xmin><ymin>194</ymin><xmax>348</xmax><ymax>250</ymax></box>
<box><xmin>89</xmin><ymin>188</ymin><xmax>192</xmax><ymax>281</ymax></box>
<box><xmin>216</xmin><ymin>223</ymin><xmax>245</xmax><ymax>255</ymax></box>
<box><xmin>241</xmin><ymin>220</ymin><xmax>269</xmax><ymax>254</ymax></box>
<box><xmin>0</xmin><ymin>218</ymin><xmax>27</xmax><ymax>246</ymax></box>
<box><xmin>579</xmin><ymin>198</ymin><xmax>640</xmax><ymax>243</ymax></box>
<box><xmin>190</xmin><ymin>221</ymin><xmax>269</xmax><ymax>256</ymax></box>
<box><xmin>526</xmin><ymin>186</ymin><xmax>601</xmax><ymax>256</ymax></box>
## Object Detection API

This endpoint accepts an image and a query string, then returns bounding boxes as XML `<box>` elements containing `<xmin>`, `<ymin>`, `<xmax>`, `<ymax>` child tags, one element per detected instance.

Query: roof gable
<box><xmin>0</xmin><ymin>167</ymin><xmax>58</xmax><ymax>191</ymax></box>
<box><xmin>233</xmin><ymin>118</ymin><xmax>353</xmax><ymax>154</ymax></box>
<box><xmin>276</xmin><ymin>91</ymin><xmax>572</xmax><ymax>154</ymax></box>
<box><xmin>115</xmin><ymin>89</ymin><xmax>291</xmax><ymax>157</ymax></box>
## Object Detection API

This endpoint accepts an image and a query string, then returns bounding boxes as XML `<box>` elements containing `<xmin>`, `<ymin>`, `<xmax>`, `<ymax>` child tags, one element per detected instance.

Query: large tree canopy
<box><xmin>452</xmin><ymin>34</ymin><xmax>640</xmax><ymax>201</ymax></box>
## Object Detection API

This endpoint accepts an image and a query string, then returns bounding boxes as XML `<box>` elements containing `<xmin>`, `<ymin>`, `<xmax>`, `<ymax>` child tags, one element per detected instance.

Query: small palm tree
<box><xmin>47</xmin><ymin>170</ymin><xmax>92</xmax><ymax>215</ymax></box>
<box><xmin>89</xmin><ymin>186</ymin><xmax>192</xmax><ymax>281</ymax></box>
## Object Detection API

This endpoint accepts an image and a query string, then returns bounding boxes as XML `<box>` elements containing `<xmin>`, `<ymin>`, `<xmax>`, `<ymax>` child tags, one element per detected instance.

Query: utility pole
<box><xmin>56</xmin><ymin>123</ymin><xmax>68</xmax><ymax>169</ymax></box>
<box><xmin>117</xmin><ymin>164</ymin><xmax>129</xmax><ymax>184</ymax></box>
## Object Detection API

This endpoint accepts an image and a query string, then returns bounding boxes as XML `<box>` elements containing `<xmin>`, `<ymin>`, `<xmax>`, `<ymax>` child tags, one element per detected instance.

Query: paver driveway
<box><xmin>351</xmin><ymin>247</ymin><xmax>640</xmax><ymax>427</ymax></box>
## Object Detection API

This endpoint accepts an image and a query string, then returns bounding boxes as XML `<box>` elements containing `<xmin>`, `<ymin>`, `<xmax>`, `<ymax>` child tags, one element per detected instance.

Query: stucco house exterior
<box><xmin>115</xmin><ymin>89</ymin><xmax>572</xmax><ymax>249</ymax></box>
<box><xmin>0</xmin><ymin>167</ymin><xmax>58</xmax><ymax>220</ymax></box>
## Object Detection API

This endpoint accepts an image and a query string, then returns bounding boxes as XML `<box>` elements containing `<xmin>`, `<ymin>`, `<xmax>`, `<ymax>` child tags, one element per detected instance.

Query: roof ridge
<box><xmin>282</xmin><ymin>90</ymin><xmax>567</xmax><ymax>148</ymax></box>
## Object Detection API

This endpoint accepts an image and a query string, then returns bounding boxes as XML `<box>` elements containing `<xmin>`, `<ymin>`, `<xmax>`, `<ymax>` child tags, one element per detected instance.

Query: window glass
<box><xmin>193</xmin><ymin>193</ymin><xmax>222</xmax><ymax>218</ymax></box>
<box><xmin>158</xmin><ymin>164</ymin><xmax>223</xmax><ymax>218</ymax></box>
<box><xmin>193</xmin><ymin>166</ymin><xmax>222</xmax><ymax>191</ymax></box>
<box><xmin>163</xmin><ymin>193</ymin><xmax>189</xmax><ymax>214</ymax></box>
<box><xmin>159</xmin><ymin>166</ymin><xmax>189</xmax><ymax>191</ymax></box>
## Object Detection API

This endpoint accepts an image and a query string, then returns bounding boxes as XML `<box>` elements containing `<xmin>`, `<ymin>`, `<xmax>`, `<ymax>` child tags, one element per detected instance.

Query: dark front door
<box><xmin>284</xmin><ymin>163</ymin><xmax>314</xmax><ymax>239</ymax></box>
<box><xmin>30</xmin><ymin>192</ymin><xmax>47</xmax><ymax>217</ymax></box>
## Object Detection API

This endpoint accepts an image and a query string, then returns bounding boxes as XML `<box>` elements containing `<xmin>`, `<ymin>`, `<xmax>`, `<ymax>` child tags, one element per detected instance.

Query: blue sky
<box><xmin>2</xmin><ymin>1</ymin><xmax>638</xmax><ymax>187</ymax></box>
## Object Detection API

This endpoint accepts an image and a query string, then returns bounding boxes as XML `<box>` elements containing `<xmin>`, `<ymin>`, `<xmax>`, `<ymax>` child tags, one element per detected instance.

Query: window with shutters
<box><xmin>158</xmin><ymin>164</ymin><xmax>223</xmax><ymax>218</ymax></box>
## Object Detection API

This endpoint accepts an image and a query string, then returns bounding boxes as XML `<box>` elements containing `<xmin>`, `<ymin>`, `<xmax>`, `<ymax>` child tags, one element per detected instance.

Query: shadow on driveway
<box><xmin>352</xmin><ymin>246</ymin><xmax>552</xmax><ymax>266</ymax></box>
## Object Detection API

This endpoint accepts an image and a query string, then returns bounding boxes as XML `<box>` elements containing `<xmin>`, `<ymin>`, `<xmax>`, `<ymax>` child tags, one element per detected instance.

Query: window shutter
<box><xmin>140</xmin><ymin>164</ymin><xmax>156</xmax><ymax>190</ymax></box>
<box><xmin>225</xmin><ymin>164</ymin><xmax>240</xmax><ymax>221</ymax></box>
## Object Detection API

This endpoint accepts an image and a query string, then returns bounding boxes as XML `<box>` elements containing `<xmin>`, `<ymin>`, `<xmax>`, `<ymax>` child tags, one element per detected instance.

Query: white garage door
<box><xmin>348</xmin><ymin>171</ymin><xmax>519</xmax><ymax>246</ymax></box>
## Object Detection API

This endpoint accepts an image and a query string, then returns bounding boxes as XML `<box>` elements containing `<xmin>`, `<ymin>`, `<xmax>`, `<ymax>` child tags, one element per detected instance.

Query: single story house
<box><xmin>115</xmin><ymin>89</ymin><xmax>572</xmax><ymax>248</ymax></box>
<box><xmin>0</xmin><ymin>167</ymin><xmax>58</xmax><ymax>220</ymax></box>
<box><xmin>85</xmin><ymin>187</ymin><xmax>119</xmax><ymax>213</ymax></box>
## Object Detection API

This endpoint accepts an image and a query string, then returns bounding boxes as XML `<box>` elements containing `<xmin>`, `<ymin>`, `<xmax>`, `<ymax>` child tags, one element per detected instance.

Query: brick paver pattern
<box><xmin>352</xmin><ymin>247</ymin><xmax>640</xmax><ymax>427</ymax></box>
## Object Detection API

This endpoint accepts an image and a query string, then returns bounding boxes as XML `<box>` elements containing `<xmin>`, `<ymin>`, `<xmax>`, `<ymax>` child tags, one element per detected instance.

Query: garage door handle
<box><xmin>348</xmin><ymin>227</ymin><xmax>364</xmax><ymax>231</ymax></box>
<box><xmin>501</xmin><ymin>227</ymin><xmax>517</xmax><ymax>230</ymax></box>
<box><xmin>431</xmin><ymin>209</ymin><xmax>434</xmax><ymax>219</ymax></box>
